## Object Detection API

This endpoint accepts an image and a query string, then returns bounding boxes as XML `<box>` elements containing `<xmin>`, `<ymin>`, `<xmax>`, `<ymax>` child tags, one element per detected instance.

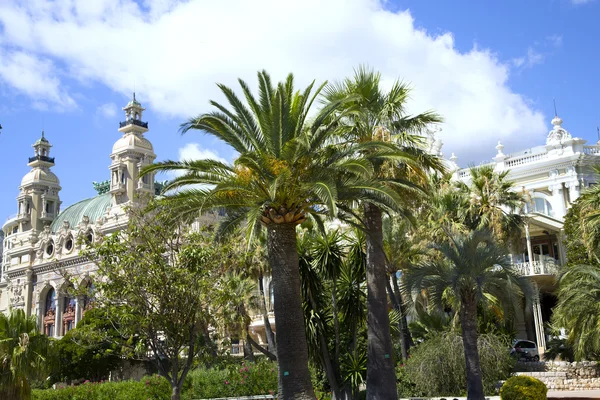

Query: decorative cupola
<box><xmin>17</xmin><ymin>132</ymin><xmax>62</xmax><ymax>232</ymax></box>
<box><xmin>109</xmin><ymin>94</ymin><xmax>156</xmax><ymax>209</ymax></box>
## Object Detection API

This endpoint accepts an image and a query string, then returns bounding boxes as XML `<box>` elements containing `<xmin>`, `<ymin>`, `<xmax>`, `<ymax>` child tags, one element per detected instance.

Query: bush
<box><xmin>500</xmin><ymin>375</ymin><xmax>547</xmax><ymax>400</ymax></box>
<box><xmin>182</xmin><ymin>359</ymin><xmax>277</xmax><ymax>399</ymax></box>
<box><xmin>403</xmin><ymin>332</ymin><xmax>514</xmax><ymax>397</ymax></box>
<box><xmin>32</xmin><ymin>374</ymin><xmax>170</xmax><ymax>400</ymax></box>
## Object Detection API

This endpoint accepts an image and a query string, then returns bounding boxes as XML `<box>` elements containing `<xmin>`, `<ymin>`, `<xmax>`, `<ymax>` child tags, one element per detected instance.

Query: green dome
<box><xmin>50</xmin><ymin>193</ymin><xmax>111</xmax><ymax>232</ymax></box>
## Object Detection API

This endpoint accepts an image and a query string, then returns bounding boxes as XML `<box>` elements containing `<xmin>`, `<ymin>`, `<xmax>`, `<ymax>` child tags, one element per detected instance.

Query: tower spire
<box><xmin>553</xmin><ymin>98</ymin><xmax>558</xmax><ymax>117</ymax></box>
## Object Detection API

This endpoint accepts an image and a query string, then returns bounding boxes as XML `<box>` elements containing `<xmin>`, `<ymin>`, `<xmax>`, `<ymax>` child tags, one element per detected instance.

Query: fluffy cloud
<box><xmin>178</xmin><ymin>143</ymin><xmax>227</xmax><ymax>164</ymax></box>
<box><xmin>0</xmin><ymin>0</ymin><xmax>548</xmax><ymax>163</ymax></box>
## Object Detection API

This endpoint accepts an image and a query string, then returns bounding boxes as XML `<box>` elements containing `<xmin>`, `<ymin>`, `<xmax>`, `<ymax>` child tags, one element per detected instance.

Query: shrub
<box><xmin>500</xmin><ymin>375</ymin><xmax>547</xmax><ymax>400</ymax></box>
<box><xmin>32</xmin><ymin>374</ymin><xmax>170</xmax><ymax>400</ymax></box>
<box><xmin>403</xmin><ymin>332</ymin><xmax>514</xmax><ymax>397</ymax></box>
<box><xmin>182</xmin><ymin>359</ymin><xmax>277</xmax><ymax>399</ymax></box>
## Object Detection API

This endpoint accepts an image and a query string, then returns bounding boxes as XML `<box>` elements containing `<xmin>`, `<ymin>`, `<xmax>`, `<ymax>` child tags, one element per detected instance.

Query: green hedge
<box><xmin>500</xmin><ymin>375</ymin><xmax>547</xmax><ymax>400</ymax></box>
<box><xmin>182</xmin><ymin>359</ymin><xmax>277</xmax><ymax>399</ymax></box>
<box><xmin>32</xmin><ymin>375</ymin><xmax>170</xmax><ymax>400</ymax></box>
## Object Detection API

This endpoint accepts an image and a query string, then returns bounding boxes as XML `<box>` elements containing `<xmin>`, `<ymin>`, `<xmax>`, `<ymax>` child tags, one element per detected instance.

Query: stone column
<box><xmin>55</xmin><ymin>294</ymin><xmax>63</xmax><ymax>338</ymax></box>
<box><xmin>532</xmin><ymin>285</ymin><xmax>546</xmax><ymax>357</ymax></box>
<box><xmin>568</xmin><ymin>180</ymin><xmax>581</xmax><ymax>203</ymax></box>
<box><xmin>549</xmin><ymin>184</ymin><xmax>567</xmax><ymax>219</ymax></box>
<box><xmin>25</xmin><ymin>268</ymin><xmax>33</xmax><ymax>317</ymax></box>
<box><xmin>75</xmin><ymin>295</ymin><xmax>83</xmax><ymax>326</ymax></box>
<box><xmin>525</xmin><ymin>224</ymin><xmax>534</xmax><ymax>275</ymax></box>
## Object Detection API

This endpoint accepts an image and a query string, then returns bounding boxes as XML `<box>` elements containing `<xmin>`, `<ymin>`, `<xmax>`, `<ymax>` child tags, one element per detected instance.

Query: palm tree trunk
<box><xmin>267</xmin><ymin>223</ymin><xmax>315</xmax><ymax>400</ymax></box>
<box><xmin>332</xmin><ymin>276</ymin><xmax>341</xmax><ymax>362</ymax></box>
<box><xmin>258</xmin><ymin>274</ymin><xmax>277</xmax><ymax>355</ymax></box>
<box><xmin>363</xmin><ymin>202</ymin><xmax>397</xmax><ymax>399</ymax></box>
<box><xmin>386</xmin><ymin>277</ymin><xmax>408</xmax><ymax>360</ymax></box>
<box><xmin>460</xmin><ymin>297</ymin><xmax>485</xmax><ymax>400</ymax></box>
<box><xmin>392</xmin><ymin>272</ymin><xmax>414</xmax><ymax>349</ymax></box>
<box><xmin>244</xmin><ymin>332</ymin><xmax>256</xmax><ymax>362</ymax></box>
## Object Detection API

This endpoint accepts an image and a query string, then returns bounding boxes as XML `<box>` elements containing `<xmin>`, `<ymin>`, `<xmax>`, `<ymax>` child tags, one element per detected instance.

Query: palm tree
<box><xmin>403</xmin><ymin>229</ymin><xmax>530</xmax><ymax>400</ymax></box>
<box><xmin>552</xmin><ymin>264</ymin><xmax>600</xmax><ymax>360</ymax></box>
<box><xmin>457</xmin><ymin>165</ymin><xmax>527</xmax><ymax>248</ymax></box>
<box><xmin>0</xmin><ymin>308</ymin><xmax>51</xmax><ymax>400</ymax></box>
<box><xmin>569</xmin><ymin>165</ymin><xmax>600</xmax><ymax>263</ymax></box>
<box><xmin>142</xmin><ymin>71</ymin><xmax>392</xmax><ymax>399</ymax></box>
<box><xmin>324</xmin><ymin>66</ymin><xmax>443</xmax><ymax>399</ymax></box>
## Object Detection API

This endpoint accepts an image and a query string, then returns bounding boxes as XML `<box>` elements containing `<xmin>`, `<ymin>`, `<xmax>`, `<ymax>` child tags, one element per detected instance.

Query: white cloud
<box><xmin>572</xmin><ymin>0</ymin><xmax>594</xmax><ymax>4</ymax></box>
<box><xmin>97</xmin><ymin>102</ymin><xmax>117</xmax><ymax>118</ymax></box>
<box><xmin>512</xmin><ymin>47</ymin><xmax>544</xmax><ymax>69</ymax></box>
<box><xmin>0</xmin><ymin>0</ymin><xmax>548</xmax><ymax>162</ymax></box>
<box><xmin>178</xmin><ymin>143</ymin><xmax>227</xmax><ymax>164</ymax></box>
<box><xmin>0</xmin><ymin>49</ymin><xmax>75</xmax><ymax>111</ymax></box>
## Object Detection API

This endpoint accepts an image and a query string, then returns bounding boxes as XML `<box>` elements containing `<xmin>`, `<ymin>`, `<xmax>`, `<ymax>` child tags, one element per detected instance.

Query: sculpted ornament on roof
<box><xmin>546</xmin><ymin>116</ymin><xmax>572</xmax><ymax>146</ymax></box>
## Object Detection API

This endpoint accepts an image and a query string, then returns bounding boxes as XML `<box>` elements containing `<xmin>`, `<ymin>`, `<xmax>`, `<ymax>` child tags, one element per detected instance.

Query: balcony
<box><xmin>28</xmin><ymin>155</ymin><xmax>55</xmax><ymax>164</ymax></box>
<box><xmin>512</xmin><ymin>258</ymin><xmax>561</xmax><ymax>277</ymax></box>
<box><xmin>119</xmin><ymin>119</ymin><xmax>148</xmax><ymax>129</ymax></box>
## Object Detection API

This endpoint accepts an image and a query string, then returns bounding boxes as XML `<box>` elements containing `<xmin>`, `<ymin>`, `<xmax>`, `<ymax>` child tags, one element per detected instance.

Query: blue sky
<box><xmin>0</xmin><ymin>0</ymin><xmax>599</xmax><ymax>217</ymax></box>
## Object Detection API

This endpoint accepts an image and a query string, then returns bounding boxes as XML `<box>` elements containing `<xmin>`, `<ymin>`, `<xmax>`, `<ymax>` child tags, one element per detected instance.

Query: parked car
<box><xmin>511</xmin><ymin>339</ymin><xmax>540</xmax><ymax>362</ymax></box>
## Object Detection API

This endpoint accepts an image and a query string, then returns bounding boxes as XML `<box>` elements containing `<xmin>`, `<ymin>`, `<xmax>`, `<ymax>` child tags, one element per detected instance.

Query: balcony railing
<box><xmin>119</xmin><ymin>119</ymin><xmax>148</xmax><ymax>129</ymax></box>
<box><xmin>584</xmin><ymin>146</ymin><xmax>600</xmax><ymax>155</ymax></box>
<box><xmin>28</xmin><ymin>155</ymin><xmax>55</xmax><ymax>163</ymax></box>
<box><xmin>512</xmin><ymin>259</ymin><xmax>560</xmax><ymax>276</ymax></box>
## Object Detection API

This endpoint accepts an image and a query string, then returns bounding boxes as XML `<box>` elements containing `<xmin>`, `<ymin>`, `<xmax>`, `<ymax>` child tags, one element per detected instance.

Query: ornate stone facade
<box><xmin>0</xmin><ymin>95</ymin><xmax>156</xmax><ymax>338</ymax></box>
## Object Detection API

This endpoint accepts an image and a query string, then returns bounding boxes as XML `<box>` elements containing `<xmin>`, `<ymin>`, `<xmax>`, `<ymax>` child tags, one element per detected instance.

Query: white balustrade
<box><xmin>505</xmin><ymin>153</ymin><xmax>548</xmax><ymax>168</ymax></box>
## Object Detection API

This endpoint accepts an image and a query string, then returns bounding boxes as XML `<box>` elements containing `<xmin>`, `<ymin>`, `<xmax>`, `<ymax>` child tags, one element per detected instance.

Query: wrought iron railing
<box><xmin>28</xmin><ymin>155</ymin><xmax>55</xmax><ymax>163</ymax></box>
<box><xmin>512</xmin><ymin>259</ymin><xmax>561</xmax><ymax>276</ymax></box>
<box><xmin>119</xmin><ymin>119</ymin><xmax>148</xmax><ymax>129</ymax></box>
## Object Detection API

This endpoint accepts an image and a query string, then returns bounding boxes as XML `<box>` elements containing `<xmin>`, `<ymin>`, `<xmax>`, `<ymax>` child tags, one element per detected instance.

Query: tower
<box><xmin>17</xmin><ymin>132</ymin><xmax>62</xmax><ymax>233</ymax></box>
<box><xmin>109</xmin><ymin>94</ymin><xmax>156</xmax><ymax>211</ymax></box>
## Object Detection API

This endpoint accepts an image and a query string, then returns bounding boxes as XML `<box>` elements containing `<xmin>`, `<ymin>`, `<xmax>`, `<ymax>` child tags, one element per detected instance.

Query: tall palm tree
<box><xmin>143</xmin><ymin>71</ymin><xmax>392</xmax><ymax>399</ymax></box>
<box><xmin>324</xmin><ymin>66</ymin><xmax>443</xmax><ymax>399</ymax></box>
<box><xmin>552</xmin><ymin>264</ymin><xmax>600</xmax><ymax>360</ymax></box>
<box><xmin>403</xmin><ymin>229</ymin><xmax>530</xmax><ymax>400</ymax></box>
<box><xmin>0</xmin><ymin>308</ymin><xmax>51</xmax><ymax>400</ymax></box>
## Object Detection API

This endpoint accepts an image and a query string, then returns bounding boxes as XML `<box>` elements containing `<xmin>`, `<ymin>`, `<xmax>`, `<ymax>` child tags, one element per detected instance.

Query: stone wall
<box><xmin>515</xmin><ymin>361</ymin><xmax>600</xmax><ymax>390</ymax></box>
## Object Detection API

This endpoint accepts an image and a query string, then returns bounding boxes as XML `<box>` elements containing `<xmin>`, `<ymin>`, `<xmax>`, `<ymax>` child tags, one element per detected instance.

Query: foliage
<box><xmin>82</xmin><ymin>207</ymin><xmax>234</xmax><ymax>400</ymax></box>
<box><xmin>51</xmin><ymin>308</ymin><xmax>125</xmax><ymax>383</ymax></box>
<box><xmin>0</xmin><ymin>308</ymin><xmax>52</xmax><ymax>400</ymax></box>
<box><xmin>563</xmin><ymin>201</ymin><xmax>600</xmax><ymax>268</ymax></box>
<box><xmin>403</xmin><ymin>333</ymin><xmax>514</xmax><ymax>397</ymax></box>
<box><xmin>141</xmin><ymin>69</ymin><xmax>407</xmax><ymax>399</ymax></box>
<box><xmin>544</xmin><ymin>337</ymin><xmax>574</xmax><ymax>362</ymax></box>
<box><xmin>552</xmin><ymin>264</ymin><xmax>600</xmax><ymax>360</ymax></box>
<box><xmin>403</xmin><ymin>230</ymin><xmax>529</xmax><ymax>398</ymax></box>
<box><xmin>32</xmin><ymin>374</ymin><xmax>170</xmax><ymax>400</ymax></box>
<box><xmin>182</xmin><ymin>360</ymin><xmax>277</xmax><ymax>399</ymax></box>
<box><xmin>568</xmin><ymin>165</ymin><xmax>600</xmax><ymax>264</ymax></box>
<box><xmin>500</xmin><ymin>375</ymin><xmax>547</xmax><ymax>400</ymax></box>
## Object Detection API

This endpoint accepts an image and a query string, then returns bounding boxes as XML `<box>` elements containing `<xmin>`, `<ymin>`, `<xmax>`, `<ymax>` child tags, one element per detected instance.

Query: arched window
<box><xmin>525</xmin><ymin>197</ymin><xmax>553</xmax><ymax>216</ymax></box>
<box><xmin>83</xmin><ymin>282</ymin><xmax>95</xmax><ymax>314</ymax></box>
<box><xmin>44</xmin><ymin>288</ymin><xmax>56</xmax><ymax>336</ymax></box>
<box><xmin>62</xmin><ymin>290</ymin><xmax>76</xmax><ymax>334</ymax></box>
<box><xmin>85</xmin><ymin>230</ymin><xmax>94</xmax><ymax>245</ymax></box>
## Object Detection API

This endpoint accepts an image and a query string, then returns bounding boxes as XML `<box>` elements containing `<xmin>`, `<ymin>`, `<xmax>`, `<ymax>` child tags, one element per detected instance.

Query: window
<box><xmin>46</xmin><ymin>241</ymin><xmax>54</xmax><ymax>256</ymax></box>
<box><xmin>44</xmin><ymin>288</ymin><xmax>56</xmax><ymax>336</ymax></box>
<box><xmin>46</xmin><ymin>201</ymin><xmax>53</xmax><ymax>214</ymax></box>
<box><xmin>85</xmin><ymin>231</ymin><xmax>94</xmax><ymax>244</ymax></box>
<box><xmin>142</xmin><ymin>173</ymin><xmax>150</xmax><ymax>185</ymax></box>
<box><xmin>65</xmin><ymin>237</ymin><xmax>73</xmax><ymax>251</ymax></box>
<box><xmin>525</xmin><ymin>197</ymin><xmax>553</xmax><ymax>216</ymax></box>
